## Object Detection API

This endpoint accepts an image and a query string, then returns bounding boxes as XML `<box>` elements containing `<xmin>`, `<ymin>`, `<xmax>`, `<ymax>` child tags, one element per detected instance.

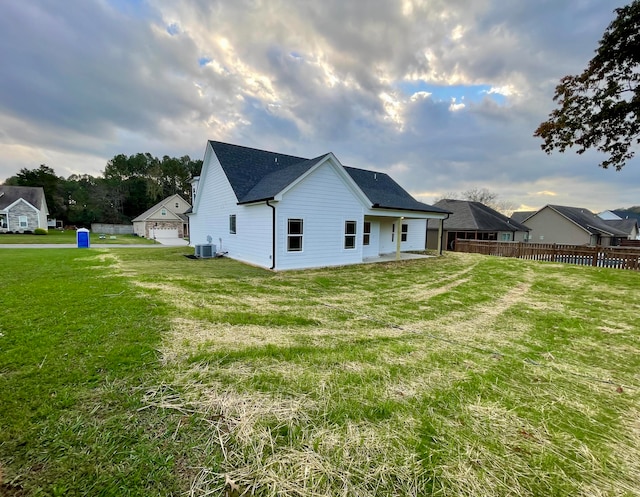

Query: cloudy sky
<box><xmin>1</xmin><ymin>0</ymin><xmax>636</xmax><ymax>212</ymax></box>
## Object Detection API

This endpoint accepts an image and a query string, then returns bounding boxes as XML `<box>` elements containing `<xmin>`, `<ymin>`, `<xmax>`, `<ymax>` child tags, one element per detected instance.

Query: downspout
<box><xmin>267</xmin><ymin>200</ymin><xmax>276</xmax><ymax>270</ymax></box>
<box><xmin>439</xmin><ymin>213</ymin><xmax>450</xmax><ymax>255</ymax></box>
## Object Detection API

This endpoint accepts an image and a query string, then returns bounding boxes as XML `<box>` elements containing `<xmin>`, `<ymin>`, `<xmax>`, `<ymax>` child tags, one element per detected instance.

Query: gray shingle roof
<box><xmin>604</xmin><ymin>218</ymin><xmax>638</xmax><ymax>236</ymax></box>
<box><xmin>210</xmin><ymin>141</ymin><xmax>448</xmax><ymax>214</ymax></box>
<box><xmin>210</xmin><ymin>141</ymin><xmax>309</xmax><ymax>203</ymax></box>
<box><xmin>0</xmin><ymin>185</ymin><xmax>47</xmax><ymax>211</ymax></box>
<box><xmin>548</xmin><ymin>205</ymin><xmax>629</xmax><ymax>237</ymax></box>
<box><xmin>435</xmin><ymin>199</ymin><xmax>529</xmax><ymax>232</ymax></box>
<box><xmin>609</xmin><ymin>209</ymin><xmax>640</xmax><ymax>224</ymax></box>
<box><xmin>510</xmin><ymin>211</ymin><xmax>535</xmax><ymax>224</ymax></box>
<box><xmin>344</xmin><ymin>167</ymin><xmax>449</xmax><ymax>213</ymax></box>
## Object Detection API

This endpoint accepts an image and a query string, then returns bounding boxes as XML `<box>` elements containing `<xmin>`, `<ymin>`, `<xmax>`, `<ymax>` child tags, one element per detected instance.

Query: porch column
<box><xmin>437</xmin><ymin>218</ymin><xmax>443</xmax><ymax>254</ymax></box>
<box><xmin>396</xmin><ymin>216</ymin><xmax>403</xmax><ymax>261</ymax></box>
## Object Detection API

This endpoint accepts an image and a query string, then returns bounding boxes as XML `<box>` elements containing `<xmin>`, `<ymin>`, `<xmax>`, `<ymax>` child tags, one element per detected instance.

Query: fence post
<box><xmin>592</xmin><ymin>246</ymin><xmax>599</xmax><ymax>267</ymax></box>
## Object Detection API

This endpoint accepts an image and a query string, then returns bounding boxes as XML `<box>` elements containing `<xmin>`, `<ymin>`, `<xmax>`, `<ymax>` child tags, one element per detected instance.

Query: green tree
<box><xmin>64</xmin><ymin>174</ymin><xmax>104</xmax><ymax>226</ymax></box>
<box><xmin>534</xmin><ymin>1</ymin><xmax>640</xmax><ymax>170</ymax></box>
<box><xmin>4</xmin><ymin>164</ymin><xmax>66</xmax><ymax>220</ymax></box>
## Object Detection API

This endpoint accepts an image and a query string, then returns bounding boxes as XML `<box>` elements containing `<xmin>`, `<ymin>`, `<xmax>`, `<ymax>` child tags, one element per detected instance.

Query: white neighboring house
<box><xmin>132</xmin><ymin>194</ymin><xmax>191</xmax><ymax>240</ymax></box>
<box><xmin>0</xmin><ymin>185</ymin><xmax>49</xmax><ymax>232</ymax></box>
<box><xmin>188</xmin><ymin>141</ymin><xmax>450</xmax><ymax>271</ymax></box>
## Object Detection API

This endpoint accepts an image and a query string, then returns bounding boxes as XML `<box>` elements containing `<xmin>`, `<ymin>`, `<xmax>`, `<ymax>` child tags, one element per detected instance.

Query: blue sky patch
<box><xmin>167</xmin><ymin>23</ymin><xmax>180</xmax><ymax>36</ymax></box>
<box><xmin>198</xmin><ymin>57</ymin><xmax>212</xmax><ymax>67</ymax></box>
<box><xmin>106</xmin><ymin>0</ymin><xmax>148</xmax><ymax>17</ymax></box>
<box><xmin>398</xmin><ymin>81</ymin><xmax>507</xmax><ymax>105</ymax></box>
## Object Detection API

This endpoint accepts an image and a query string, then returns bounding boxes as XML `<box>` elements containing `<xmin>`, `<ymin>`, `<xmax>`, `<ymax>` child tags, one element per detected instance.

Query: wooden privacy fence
<box><xmin>454</xmin><ymin>239</ymin><xmax>640</xmax><ymax>271</ymax></box>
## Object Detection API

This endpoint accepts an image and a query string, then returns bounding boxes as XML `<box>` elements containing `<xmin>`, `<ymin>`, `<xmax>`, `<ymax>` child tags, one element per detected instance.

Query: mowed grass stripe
<box><xmin>2</xmin><ymin>248</ymin><xmax>639</xmax><ymax>496</ymax></box>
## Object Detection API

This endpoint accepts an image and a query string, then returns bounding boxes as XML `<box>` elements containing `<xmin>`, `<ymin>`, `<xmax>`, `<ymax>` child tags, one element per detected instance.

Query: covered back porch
<box><xmin>362</xmin><ymin>212</ymin><xmax>446</xmax><ymax>261</ymax></box>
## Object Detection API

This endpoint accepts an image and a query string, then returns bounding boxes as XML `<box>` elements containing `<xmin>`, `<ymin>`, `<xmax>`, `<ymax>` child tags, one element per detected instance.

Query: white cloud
<box><xmin>0</xmin><ymin>0</ymin><xmax>636</xmax><ymax>213</ymax></box>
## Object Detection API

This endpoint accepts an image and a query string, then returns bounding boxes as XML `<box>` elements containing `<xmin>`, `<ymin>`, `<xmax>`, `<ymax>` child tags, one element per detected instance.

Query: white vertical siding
<box><xmin>189</xmin><ymin>148</ymin><xmax>276</xmax><ymax>269</ymax></box>
<box><xmin>362</xmin><ymin>219</ymin><xmax>380</xmax><ymax>258</ymax></box>
<box><xmin>404</xmin><ymin>219</ymin><xmax>427</xmax><ymax>250</ymax></box>
<box><xmin>233</xmin><ymin>203</ymin><xmax>273</xmax><ymax>268</ymax></box>
<box><xmin>275</xmin><ymin>162</ymin><xmax>364</xmax><ymax>270</ymax></box>
<box><xmin>378</xmin><ymin>218</ymin><xmax>426</xmax><ymax>254</ymax></box>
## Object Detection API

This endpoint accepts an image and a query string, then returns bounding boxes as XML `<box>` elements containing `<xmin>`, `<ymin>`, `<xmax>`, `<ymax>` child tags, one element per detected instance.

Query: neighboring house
<box><xmin>598</xmin><ymin>209</ymin><xmax>640</xmax><ymax>222</ymax></box>
<box><xmin>598</xmin><ymin>209</ymin><xmax>640</xmax><ymax>239</ymax></box>
<box><xmin>0</xmin><ymin>185</ymin><xmax>49</xmax><ymax>232</ymax></box>
<box><xmin>603</xmin><ymin>219</ymin><xmax>639</xmax><ymax>241</ymax></box>
<box><xmin>427</xmin><ymin>199</ymin><xmax>530</xmax><ymax>250</ymax></box>
<box><xmin>510</xmin><ymin>211</ymin><xmax>535</xmax><ymax>224</ymax></box>
<box><xmin>515</xmin><ymin>204</ymin><xmax>629</xmax><ymax>246</ymax></box>
<box><xmin>188</xmin><ymin>141</ymin><xmax>450</xmax><ymax>270</ymax></box>
<box><xmin>132</xmin><ymin>194</ymin><xmax>191</xmax><ymax>240</ymax></box>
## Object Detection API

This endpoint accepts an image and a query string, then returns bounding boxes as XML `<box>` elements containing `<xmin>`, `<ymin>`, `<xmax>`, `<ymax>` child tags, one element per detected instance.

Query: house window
<box><xmin>19</xmin><ymin>216</ymin><xmax>28</xmax><ymax>229</ymax></box>
<box><xmin>401</xmin><ymin>224</ymin><xmax>408</xmax><ymax>242</ymax></box>
<box><xmin>175</xmin><ymin>202</ymin><xmax>179</xmax><ymax>209</ymax></box>
<box><xmin>161</xmin><ymin>208</ymin><xmax>167</xmax><ymax>216</ymax></box>
<box><xmin>363</xmin><ymin>221</ymin><xmax>371</xmax><ymax>246</ymax></box>
<box><xmin>287</xmin><ymin>218</ymin><xmax>303</xmax><ymax>252</ymax></box>
<box><xmin>344</xmin><ymin>220</ymin><xmax>357</xmax><ymax>249</ymax></box>
<box><xmin>391</xmin><ymin>223</ymin><xmax>395</xmax><ymax>242</ymax></box>
<box><xmin>501</xmin><ymin>233</ymin><xmax>512</xmax><ymax>241</ymax></box>
<box><xmin>229</xmin><ymin>214</ymin><xmax>237</xmax><ymax>234</ymax></box>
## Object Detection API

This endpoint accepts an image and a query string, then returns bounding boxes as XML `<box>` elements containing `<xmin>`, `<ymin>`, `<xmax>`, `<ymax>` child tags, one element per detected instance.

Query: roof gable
<box><xmin>435</xmin><ymin>199</ymin><xmax>528</xmax><ymax>231</ymax></box>
<box><xmin>0</xmin><ymin>185</ymin><xmax>46</xmax><ymax>211</ymax></box>
<box><xmin>239</xmin><ymin>155</ymin><xmax>327</xmax><ymax>204</ymax></box>
<box><xmin>210</xmin><ymin>141</ymin><xmax>308</xmax><ymax>202</ymax></box>
<box><xmin>132</xmin><ymin>194</ymin><xmax>191</xmax><ymax>222</ymax></box>
<box><xmin>546</xmin><ymin>205</ymin><xmax>629</xmax><ymax>237</ymax></box>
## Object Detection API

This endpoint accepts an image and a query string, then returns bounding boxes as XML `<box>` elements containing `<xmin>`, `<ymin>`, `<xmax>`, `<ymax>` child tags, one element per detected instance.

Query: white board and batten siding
<box><xmin>275</xmin><ymin>161</ymin><xmax>365</xmax><ymax>271</ymax></box>
<box><xmin>189</xmin><ymin>148</ymin><xmax>275</xmax><ymax>269</ymax></box>
<box><xmin>377</xmin><ymin>218</ymin><xmax>427</xmax><ymax>254</ymax></box>
<box><xmin>189</xmin><ymin>149</ymin><xmax>237</xmax><ymax>247</ymax></box>
<box><xmin>362</xmin><ymin>220</ymin><xmax>381</xmax><ymax>258</ymax></box>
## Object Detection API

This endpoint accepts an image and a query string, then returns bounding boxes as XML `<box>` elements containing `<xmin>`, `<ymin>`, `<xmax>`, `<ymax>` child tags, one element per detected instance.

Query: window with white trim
<box><xmin>287</xmin><ymin>218</ymin><xmax>303</xmax><ymax>251</ymax></box>
<box><xmin>344</xmin><ymin>220</ymin><xmax>356</xmax><ymax>249</ymax></box>
<box><xmin>501</xmin><ymin>233</ymin><xmax>511</xmax><ymax>241</ymax></box>
<box><xmin>229</xmin><ymin>214</ymin><xmax>237</xmax><ymax>234</ymax></box>
<box><xmin>363</xmin><ymin>221</ymin><xmax>371</xmax><ymax>246</ymax></box>
<box><xmin>401</xmin><ymin>223</ymin><xmax>408</xmax><ymax>242</ymax></box>
<box><xmin>19</xmin><ymin>216</ymin><xmax>28</xmax><ymax>229</ymax></box>
<box><xmin>161</xmin><ymin>208</ymin><xmax>167</xmax><ymax>216</ymax></box>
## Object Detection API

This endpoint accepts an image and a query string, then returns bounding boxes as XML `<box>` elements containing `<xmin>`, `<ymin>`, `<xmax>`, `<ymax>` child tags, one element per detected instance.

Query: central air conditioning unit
<box><xmin>194</xmin><ymin>244</ymin><xmax>216</xmax><ymax>258</ymax></box>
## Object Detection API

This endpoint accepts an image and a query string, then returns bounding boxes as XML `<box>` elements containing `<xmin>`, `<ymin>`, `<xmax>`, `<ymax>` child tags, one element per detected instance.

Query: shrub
<box><xmin>34</xmin><ymin>228</ymin><xmax>48</xmax><ymax>235</ymax></box>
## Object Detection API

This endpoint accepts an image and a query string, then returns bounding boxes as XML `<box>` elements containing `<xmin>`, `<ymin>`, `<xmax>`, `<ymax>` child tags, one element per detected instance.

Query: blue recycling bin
<box><xmin>77</xmin><ymin>228</ymin><xmax>90</xmax><ymax>248</ymax></box>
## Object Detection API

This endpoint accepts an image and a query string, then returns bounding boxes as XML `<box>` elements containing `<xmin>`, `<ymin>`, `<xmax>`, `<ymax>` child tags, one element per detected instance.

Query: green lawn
<box><xmin>0</xmin><ymin>229</ymin><xmax>156</xmax><ymax>245</ymax></box>
<box><xmin>1</xmin><ymin>249</ymin><xmax>639</xmax><ymax>496</ymax></box>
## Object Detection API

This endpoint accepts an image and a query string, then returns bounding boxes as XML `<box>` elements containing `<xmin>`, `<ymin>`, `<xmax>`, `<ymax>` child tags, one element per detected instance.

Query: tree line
<box><xmin>2</xmin><ymin>154</ymin><xmax>202</xmax><ymax>227</ymax></box>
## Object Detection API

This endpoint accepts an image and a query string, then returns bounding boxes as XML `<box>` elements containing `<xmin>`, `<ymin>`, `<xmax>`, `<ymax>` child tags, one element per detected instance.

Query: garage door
<box><xmin>151</xmin><ymin>228</ymin><xmax>179</xmax><ymax>239</ymax></box>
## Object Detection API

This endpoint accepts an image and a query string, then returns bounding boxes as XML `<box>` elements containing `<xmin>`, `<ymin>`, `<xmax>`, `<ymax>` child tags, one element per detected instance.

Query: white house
<box><xmin>188</xmin><ymin>141</ymin><xmax>450</xmax><ymax>271</ymax></box>
<box><xmin>0</xmin><ymin>185</ymin><xmax>49</xmax><ymax>232</ymax></box>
